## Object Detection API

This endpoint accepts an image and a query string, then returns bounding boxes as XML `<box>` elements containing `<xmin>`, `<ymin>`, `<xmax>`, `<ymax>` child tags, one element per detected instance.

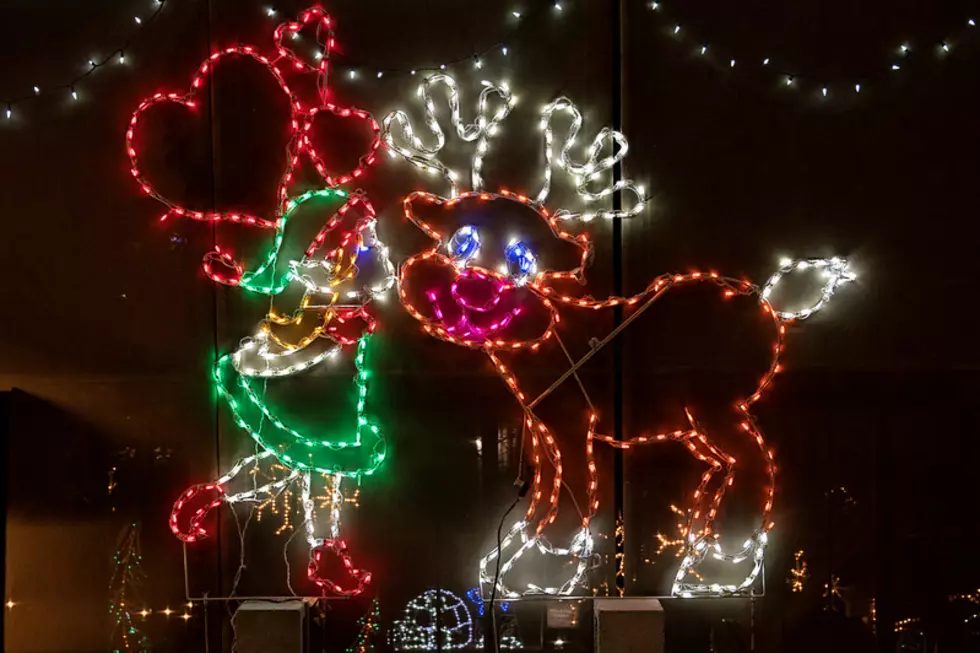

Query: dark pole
<box><xmin>204</xmin><ymin>2</ymin><xmax>224</xmax><ymax>651</ymax></box>
<box><xmin>611</xmin><ymin>0</ymin><xmax>626</xmax><ymax>599</ymax></box>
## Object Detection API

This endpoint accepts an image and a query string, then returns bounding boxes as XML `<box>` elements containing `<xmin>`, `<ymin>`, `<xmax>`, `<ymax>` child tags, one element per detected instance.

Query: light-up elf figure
<box><xmin>383</xmin><ymin>74</ymin><xmax>857</xmax><ymax>598</ymax></box>
<box><xmin>127</xmin><ymin>7</ymin><xmax>392</xmax><ymax>595</ymax></box>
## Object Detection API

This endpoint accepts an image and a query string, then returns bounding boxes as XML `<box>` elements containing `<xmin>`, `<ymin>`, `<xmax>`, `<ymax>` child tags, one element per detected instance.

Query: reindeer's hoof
<box><xmin>169</xmin><ymin>483</ymin><xmax>225</xmax><ymax>543</ymax></box>
<box><xmin>307</xmin><ymin>540</ymin><xmax>372</xmax><ymax>596</ymax></box>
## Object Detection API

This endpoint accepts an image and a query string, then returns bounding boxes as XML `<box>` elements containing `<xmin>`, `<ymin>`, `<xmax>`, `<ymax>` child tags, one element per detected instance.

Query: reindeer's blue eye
<box><xmin>448</xmin><ymin>225</ymin><xmax>481</xmax><ymax>264</ymax></box>
<box><xmin>504</xmin><ymin>240</ymin><xmax>536</xmax><ymax>284</ymax></box>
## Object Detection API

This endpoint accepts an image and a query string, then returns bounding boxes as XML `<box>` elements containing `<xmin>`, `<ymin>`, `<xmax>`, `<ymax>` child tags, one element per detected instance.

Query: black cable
<box><xmin>488</xmin><ymin>479</ymin><xmax>529</xmax><ymax>653</ymax></box>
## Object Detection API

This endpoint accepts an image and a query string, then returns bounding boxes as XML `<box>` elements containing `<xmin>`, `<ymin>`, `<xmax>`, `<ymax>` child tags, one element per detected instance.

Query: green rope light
<box><xmin>212</xmin><ymin>186</ymin><xmax>385</xmax><ymax>477</ymax></box>
<box><xmin>238</xmin><ymin>188</ymin><xmax>349</xmax><ymax>295</ymax></box>
<box><xmin>214</xmin><ymin>334</ymin><xmax>385</xmax><ymax>476</ymax></box>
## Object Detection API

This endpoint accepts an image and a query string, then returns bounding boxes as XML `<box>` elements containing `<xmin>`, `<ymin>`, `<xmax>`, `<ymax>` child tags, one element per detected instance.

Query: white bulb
<box><xmin>701</xmin><ymin>45</ymin><xmax>707</xmax><ymax>55</ymax></box>
<box><xmin>134</xmin><ymin>16</ymin><xmax>142</xmax><ymax>24</ymax></box>
<box><xmin>119</xmin><ymin>52</ymin><xmax>125</xmax><ymax>63</ymax></box>
<box><xmin>512</xmin><ymin>11</ymin><xmax>521</xmax><ymax>18</ymax></box>
<box><xmin>969</xmin><ymin>18</ymin><xmax>976</xmax><ymax>26</ymax></box>
<box><xmin>892</xmin><ymin>64</ymin><xmax>900</xmax><ymax>70</ymax></box>
<box><xmin>502</xmin><ymin>46</ymin><xmax>508</xmax><ymax>55</ymax></box>
<box><xmin>651</xmin><ymin>1</ymin><xmax>660</xmax><ymax>8</ymax></box>
<box><xmin>33</xmin><ymin>86</ymin><xmax>40</xmax><ymax>94</ymax></box>
<box><xmin>554</xmin><ymin>2</ymin><xmax>562</xmax><ymax>11</ymax></box>
<box><xmin>730</xmin><ymin>59</ymin><xmax>735</xmax><ymax>67</ymax></box>
<box><xmin>475</xmin><ymin>58</ymin><xmax>482</xmax><ymax>69</ymax></box>
<box><xmin>5</xmin><ymin>107</ymin><xmax>11</xmax><ymax>119</ymax></box>
<box><xmin>763</xmin><ymin>57</ymin><xmax>770</xmax><ymax>65</ymax></box>
<box><xmin>785</xmin><ymin>76</ymin><xmax>793</xmax><ymax>85</ymax></box>
<box><xmin>266</xmin><ymin>7</ymin><xmax>275</xmax><ymax>16</ymax></box>
<box><xmin>942</xmin><ymin>42</ymin><xmax>950</xmax><ymax>52</ymax></box>
<box><xmin>855</xmin><ymin>83</ymin><xmax>861</xmax><ymax>93</ymax></box>
<box><xmin>377</xmin><ymin>71</ymin><xmax>383</xmax><ymax>78</ymax></box>
<box><xmin>822</xmin><ymin>87</ymin><xmax>828</xmax><ymax>97</ymax></box>
<box><xmin>71</xmin><ymin>89</ymin><xmax>78</xmax><ymax>100</ymax></box>
<box><xmin>349</xmin><ymin>70</ymin><xmax>356</xmax><ymax>79</ymax></box>
<box><xmin>674</xmin><ymin>25</ymin><xmax>681</xmax><ymax>34</ymax></box>
<box><xmin>440</xmin><ymin>64</ymin><xmax>446</xmax><ymax>70</ymax></box>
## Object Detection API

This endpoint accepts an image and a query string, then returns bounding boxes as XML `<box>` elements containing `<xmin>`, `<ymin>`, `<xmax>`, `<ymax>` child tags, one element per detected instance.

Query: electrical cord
<box><xmin>488</xmin><ymin>479</ymin><xmax>529</xmax><ymax>653</ymax></box>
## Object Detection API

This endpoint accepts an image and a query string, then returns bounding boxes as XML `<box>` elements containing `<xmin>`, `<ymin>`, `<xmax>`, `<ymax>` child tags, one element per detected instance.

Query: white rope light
<box><xmin>382</xmin><ymin>74</ymin><xmax>515</xmax><ymax>197</ymax></box>
<box><xmin>761</xmin><ymin>257</ymin><xmax>855</xmax><ymax>321</ymax></box>
<box><xmin>537</xmin><ymin>97</ymin><xmax>646</xmax><ymax>221</ymax></box>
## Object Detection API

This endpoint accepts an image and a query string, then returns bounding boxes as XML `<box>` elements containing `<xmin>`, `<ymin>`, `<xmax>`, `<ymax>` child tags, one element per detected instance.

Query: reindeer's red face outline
<box><xmin>126</xmin><ymin>6</ymin><xmax>382</xmax><ymax>284</ymax></box>
<box><xmin>398</xmin><ymin>189</ymin><xmax>594</xmax><ymax>351</ymax></box>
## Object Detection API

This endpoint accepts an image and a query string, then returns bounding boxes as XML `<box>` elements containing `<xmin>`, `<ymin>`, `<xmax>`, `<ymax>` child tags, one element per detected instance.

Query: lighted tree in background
<box><xmin>108</xmin><ymin>522</ymin><xmax>150</xmax><ymax>653</ymax></box>
<box><xmin>347</xmin><ymin>598</ymin><xmax>381</xmax><ymax>653</ymax></box>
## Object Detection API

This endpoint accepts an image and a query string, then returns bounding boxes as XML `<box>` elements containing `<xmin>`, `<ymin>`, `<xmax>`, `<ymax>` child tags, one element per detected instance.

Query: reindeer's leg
<box><xmin>302</xmin><ymin>472</ymin><xmax>371</xmax><ymax>596</ymax></box>
<box><xmin>480</xmin><ymin>354</ymin><xmax>542</xmax><ymax>598</ymax></box>
<box><xmin>481</xmin><ymin>351</ymin><xmax>597</xmax><ymax>597</ymax></box>
<box><xmin>479</xmin><ymin>411</ymin><xmax>556</xmax><ymax>599</ymax></box>
<box><xmin>169</xmin><ymin>449</ymin><xmax>277</xmax><ymax>542</ymax></box>
<box><xmin>672</xmin><ymin>409</ymin><xmax>775</xmax><ymax>597</ymax></box>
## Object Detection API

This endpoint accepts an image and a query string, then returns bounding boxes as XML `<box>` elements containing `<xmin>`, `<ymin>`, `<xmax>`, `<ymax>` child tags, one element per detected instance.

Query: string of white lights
<box><xmin>647</xmin><ymin>1</ymin><xmax>978</xmax><ymax>102</ymax></box>
<box><xmin>382</xmin><ymin>75</ymin><xmax>515</xmax><ymax>197</ymax></box>
<box><xmin>3</xmin><ymin>1</ymin><xmax>562</xmax><ymax>125</ymax></box>
<box><xmin>2</xmin><ymin>0</ymin><xmax>169</xmax><ymax>121</ymax></box>
<box><xmin>537</xmin><ymin>97</ymin><xmax>646</xmax><ymax>221</ymax></box>
<box><xmin>301</xmin><ymin>2</ymin><xmax>571</xmax><ymax>82</ymax></box>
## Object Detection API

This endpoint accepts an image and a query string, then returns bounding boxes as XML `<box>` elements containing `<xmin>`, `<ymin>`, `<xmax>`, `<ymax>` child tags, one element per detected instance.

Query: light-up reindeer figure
<box><xmin>127</xmin><ymin>6</ymin><xmax>394</xmax><ymax>595</ymax></box>
<box><xmin>384</xmin><ymin>74</ymin><xmax>857</xmax><ymax>598</ymax></box>
<box><xmin>383</xmin><ymin>75</ymin><xmax>647</xmax><ymax>597</ymax></box>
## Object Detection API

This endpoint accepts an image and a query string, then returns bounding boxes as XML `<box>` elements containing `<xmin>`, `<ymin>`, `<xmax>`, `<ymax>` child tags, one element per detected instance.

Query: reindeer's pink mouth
<box><xmin>426</xmin><ymin>268</ymin><xmax>525</xmax><ymax>343</ymax></box>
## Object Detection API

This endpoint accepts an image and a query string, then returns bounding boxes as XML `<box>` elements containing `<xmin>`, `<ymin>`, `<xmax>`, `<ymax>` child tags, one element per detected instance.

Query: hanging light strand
<box><xmin>287</xmin><ymin>2</ymin><xmax>571</xmax><ymax>82</ymax></box>
<box><xmin>2</xmin><ymin>0</ymin><xmax>169</xmax><ymax>117</ymax></box>
<box><xmin>647</xmin><ymin>1</ymin><xmax>978</xmax><ymax>103</ymax></box>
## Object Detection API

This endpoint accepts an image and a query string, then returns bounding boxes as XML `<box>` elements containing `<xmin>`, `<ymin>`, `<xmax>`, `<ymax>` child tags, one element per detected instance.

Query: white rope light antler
<box><xmin>536</xmin><ymin>98</ymin><xmax>646</xmax><ymax>221</ymax></box>
<box><xmin>382</xmin><ymin>74</ymin><xmax>515</xmax><ymax>197</ymax></box>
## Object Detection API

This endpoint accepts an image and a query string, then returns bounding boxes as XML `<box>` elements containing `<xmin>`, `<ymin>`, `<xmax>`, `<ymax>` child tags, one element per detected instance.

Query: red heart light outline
<box><xmin>301</xmin><ymin>104</ymin><xmax>382</xmax><ymax>187</ymax></box>
<box><xmin>127</xmin><ymin>6</ymin><xmax>383</xmax><ymax>283</ymax></box>
<box><xmin>272</xmin><ymin>5</ymin><xmax>334</xmax><ymax>78</ymax></box>
<box><xmin>126</xmin><ymin>46</ymin><xmax>296</xmax><ymax>228</ymax></box>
